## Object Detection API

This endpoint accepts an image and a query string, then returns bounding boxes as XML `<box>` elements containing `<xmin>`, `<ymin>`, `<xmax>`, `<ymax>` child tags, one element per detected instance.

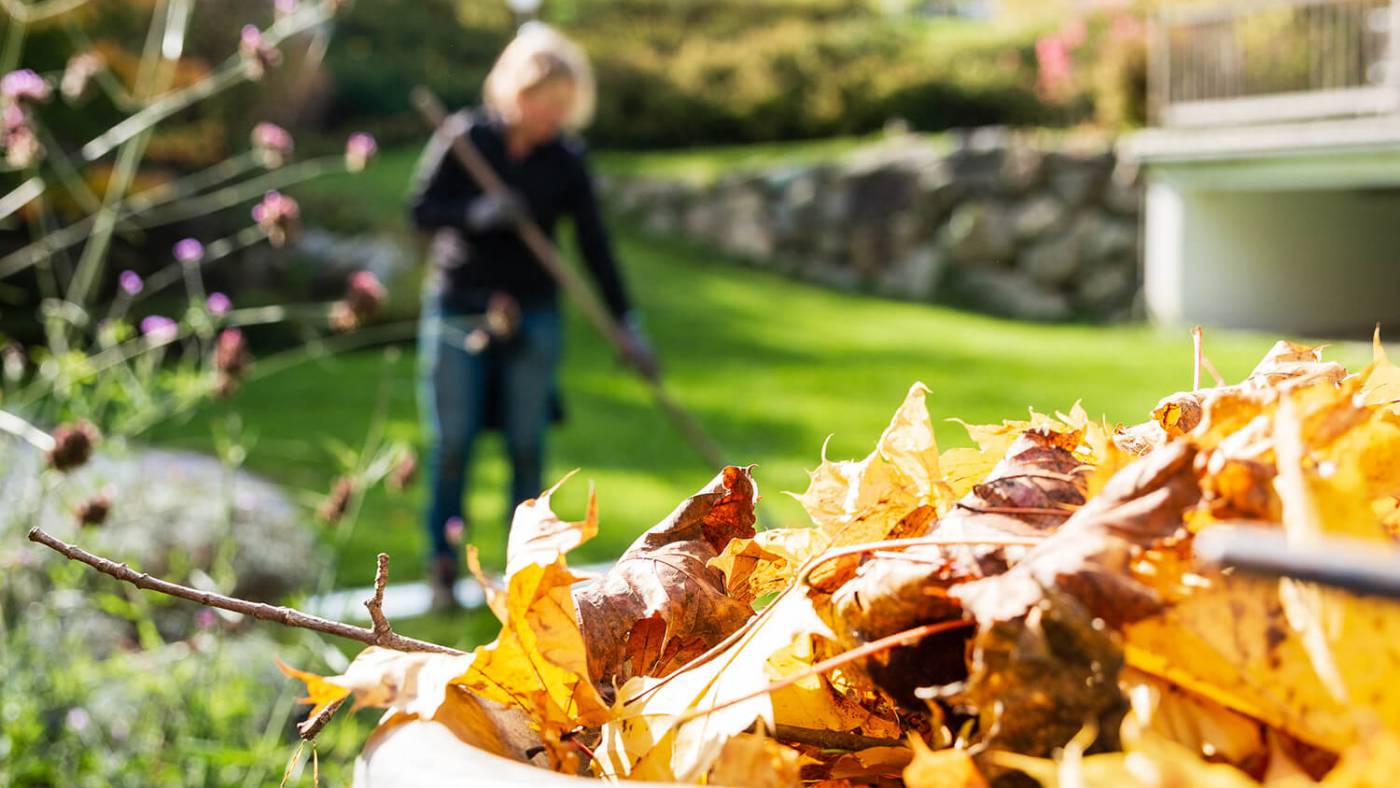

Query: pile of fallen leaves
<box><xmin>283</xmin><ymin>335</ymin><xmax>1400</xmax><ymax>787</ymax></box>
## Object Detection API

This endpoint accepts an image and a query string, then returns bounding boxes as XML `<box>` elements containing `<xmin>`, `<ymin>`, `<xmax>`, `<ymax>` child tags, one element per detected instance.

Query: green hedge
<box><xmin>321</xmin><ymin>0</ymin><xmax>1076</xmax><ymax>149</ymax></box>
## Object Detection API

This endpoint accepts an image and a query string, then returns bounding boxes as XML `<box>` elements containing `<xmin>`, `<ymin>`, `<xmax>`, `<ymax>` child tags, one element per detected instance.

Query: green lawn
<box><xmin>148</xmin><ymin>144</ymin><xmax>1374</xmax><ymax>646</ymax></box>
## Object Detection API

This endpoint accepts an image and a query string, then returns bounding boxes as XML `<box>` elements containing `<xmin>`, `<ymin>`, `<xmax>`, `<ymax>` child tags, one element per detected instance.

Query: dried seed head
<box><xmin>317</xmin><ymin>475</ymin><xmax>356</xmax><ymax>523</ymax></box>
<box><xmin>213</xmin><ymin>328</ymin><xmax>251</xmax><ymax>397</ymax></box>
<box><xmin>47</xmin><ymin>420</ymin><xmax>100</xmax><ymax>472</ymax></box>
<box><xmin>73</xmin><ymin>493</ymin><xmax>111</xmax><ymax>527</ymax></box>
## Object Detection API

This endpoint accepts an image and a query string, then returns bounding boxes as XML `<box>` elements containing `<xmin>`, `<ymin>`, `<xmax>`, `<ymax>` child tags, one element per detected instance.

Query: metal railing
<box><xmin>1151</xmin><ymin>0</ymin><xmax>1400</xmax><ymax>127</ymax></box>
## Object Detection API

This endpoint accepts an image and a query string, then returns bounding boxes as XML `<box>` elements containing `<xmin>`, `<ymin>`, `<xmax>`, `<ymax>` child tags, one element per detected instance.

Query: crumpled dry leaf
<box><xmin>826</xmin><ymin>428</ymin><xmax>1090</xmax><ymax>706</ymax></box>
<box><xmin>793</xmin><ymin>383</ymin><xmax>953</xmax><ymax>548</ymax></box>
<box><xmin>595</xmin><ymin>591</ymin><xmax>834</xmax><ymax>783</ymax></box>
<box><xmin>704</xmin><ymin>732</ymin><xmax>804</xmax><ymax>788</ymax></box>
<box><xmin>574</xmin><ymin>465</ymin><xmax>758</xmax><ymax>689</ymax></box>
<box><xmin>708</xmin><ymin>526</ymin><xmax>827</xmax><ymax>608</ymax></box>
<box><xmin>456</xmin><ymin>476</ymin><xmax>610</xmax><ymax>769</ymax></box>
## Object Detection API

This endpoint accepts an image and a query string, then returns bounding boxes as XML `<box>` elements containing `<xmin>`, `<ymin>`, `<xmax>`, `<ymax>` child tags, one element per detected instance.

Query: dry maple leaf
<box><xmin>575</xmin><ymin>465</ymin><xmax>759</xmax><ymax>689</ymax></box>
<box><xmin>792</xmin><ymin>383</ymin><xmax>954</xmax><ymax>548</ymax></box>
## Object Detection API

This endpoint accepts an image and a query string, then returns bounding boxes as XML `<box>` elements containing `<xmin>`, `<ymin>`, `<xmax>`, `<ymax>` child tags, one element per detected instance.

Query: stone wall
<box><xmin>601</xmin><ymin>128</ymin><xmax>1143</xmax><ymax>322</ymax></box>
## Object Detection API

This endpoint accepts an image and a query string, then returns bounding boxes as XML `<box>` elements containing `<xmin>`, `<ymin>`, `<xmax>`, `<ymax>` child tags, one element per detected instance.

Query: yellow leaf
<box><xmin>1362</xmin><ymin>326</ymin><xmax>1400</xmax><ymax>411</ymax></box>
<box><xmin>466</xmin><ymin>545</ymin><xmax>507</xmax><ymax>624</ymax></box>
<box><xmin>353</xmin><ymin>684</ymin><xmax>553</xmax><ymax>784</ymax></box>
<box><xmin>278</xmin><ymin>648</ymin><xmax>476</xmax><ymax>719</ymax></box>
<box><xmin>276</xmin><ymin>658</ymin><xmax>352</xmax><ymax>720</ymax></box>
<box><xmin>708</xmin><ymin>526</ymin><xmax>827</xmax><ymax>607</ymax></box>
<box><xmin>903</xmin><ymin>737</ymin><xmax>987</xmax><ymax>788</ymax></box>
<box><xmin>504</xmin><ymin>469</ymin><xmax>596</xmax><ymax>578</ymax></box>
<box><xmin>791</xmin><ymin>383</ymin><xmax>952</xmax><ymax>547</ymax></box>
<box><xmin>705</xmin><ymin>733</ymin><xmax>803</xmax><ymax>788</ymax></box>
<box><xmin>595</xmin><ymin>591</ymin><xmax>833</xmax><ymax>783</ymax></box>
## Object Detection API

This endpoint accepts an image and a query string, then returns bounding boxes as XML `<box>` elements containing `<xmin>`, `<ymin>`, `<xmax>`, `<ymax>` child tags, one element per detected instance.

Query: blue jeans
<box><xmin>418</xmin><ymin>288</ymin><xmax>563</xmax><ymax>564</ymax></box>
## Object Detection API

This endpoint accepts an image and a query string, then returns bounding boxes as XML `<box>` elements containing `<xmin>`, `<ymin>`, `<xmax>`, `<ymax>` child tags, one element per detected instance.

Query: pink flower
<box><xmin>445</xmin><ymin>517</ymin><xmax>465</xmax><ymax>545</ymax></box>
<box><xmin>345</xmin><ymin>132</ymin><xmax>377</xmax><ymax>172</ymax></box>
<box><xmin>173</xmin><ymin>237</ymin><xmax>204</xmax><ymax>264</ymax></box>
<box><xmin>239</xmin><ymin>25</ymin><xmax>281</xmax><ymax>79</ymax></box>
<box><xmin>140</xmin><ymin>315</ymin><xmax>178</xmax><ymax>342</ymax></box>
<box><xmin>195</xmin><ymin>609</ymin><xmax>217</xmax><ymax>630</ymax></box>
<box><xmin>251</xmin><ymin>122</ymin><xmax>293</xmax><ymax>167</ymax></box>
<box><xmin>206</xmin><ymin>292</ymin><xmax>231</xmax><ymax>315</ymax></box>
<box><xmin>252</xmin><ymin>190</ymin><xmax>300</xmax><ymax>246</ymax></box>
<box><xmin>119</xmin><ymin>270</ymin><xmax>143</xmax><ymax>296</ymax></box>
<box><xmin>1035</xmin><ymin>34</ymin><xmax>1074</xmax><ymax>99</ymax></box>
<box><xmin>1</xmin><ymin>69</ymin><xmax>50</xmax><ymax>103</ymax></box>
<box><xmin>1060</xmin><ymin>17</ymin><xmax>1088</xmax><ymax>50</ymax></box>
<box><xmin>330</xmin><ymin>270</ymin><xmax>388</xmax><ymax>331</ymax></box>
<box><xmin>213</xmin><ymin>327</ymin><xmax>250</xmax><ymax>396</ymax></box>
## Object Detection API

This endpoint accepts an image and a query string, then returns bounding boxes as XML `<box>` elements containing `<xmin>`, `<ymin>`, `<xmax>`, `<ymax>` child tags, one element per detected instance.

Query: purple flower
<box><xmin>1</xmin><ymin>69</ymin><xmax>50</xmax><ymax>104</ymax></box>
<box><xmin>195</xmin><ymin>608</ymin><xmax>217</xmax><ymax>630</ymax></box>
<box><xmin>345</xmin><ymin>132</ymin><xmax>377</xmax><ymax>172</ymax></box>
<box><xmin>172</xmin><ymin>237</ymin><xmax>204</xmax><ymax>264</ymax></box>
<box><xmin>140</xmin><ymin>315</ymin><xmax>178</xmax><ymax>342</ymax></box>
<box><xmin>206</xmin><ymin>292</ymin><xmax>231</xmax><ymax>315</ymax></box>
<box><xmin>118</xmin><ymin>270</ymin><xmax>143</xmax><ymax>296</ymax></box>
<box><xmin>251</xmin><ymin>122</ymin><xmax>293</xmax><ymax>167</ymax></box>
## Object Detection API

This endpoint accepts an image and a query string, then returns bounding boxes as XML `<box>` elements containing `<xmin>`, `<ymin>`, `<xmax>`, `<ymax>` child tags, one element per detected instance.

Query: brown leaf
<box><xmin>575</xmin><ymin>465</ymin><xmax>758</xmax><ymax>688</ymax></box>
<box><xmin>826</xmin><ymin>430</ymin><xmax>1090</xmax><ymax>704</ymax></box>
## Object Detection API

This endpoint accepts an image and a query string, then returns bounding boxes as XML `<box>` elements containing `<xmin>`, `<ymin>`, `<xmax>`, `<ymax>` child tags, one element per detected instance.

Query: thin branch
<box><xmin>671</xmin><ymin>619</ymin><xmax>974</xmax><ymax>725</ymax></box>
<box><xmin>365</xmin><ymin>552</ymin><xmax>392</xmax><ymax>641</ymax></box>
<box><xmin>769</xmin><ymin>723</ymin><xmax>903</xmax><ymax>752</ymax></box>
<box><xmin>297</xmin><ymin>697</ymin><xmax>346</xmax><ymax>741</ymax></box>
<box><xmin>28</xmin><ymin>527</ymin><xmax>464</xmax><ymax>655</ymax></box>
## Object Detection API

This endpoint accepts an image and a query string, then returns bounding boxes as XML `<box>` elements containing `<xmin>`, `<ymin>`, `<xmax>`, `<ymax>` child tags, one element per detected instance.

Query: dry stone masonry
<box><xmin>601</xmin><ymin>128</ymin><xmax>1142</xmax><ymax>322</ymax></box>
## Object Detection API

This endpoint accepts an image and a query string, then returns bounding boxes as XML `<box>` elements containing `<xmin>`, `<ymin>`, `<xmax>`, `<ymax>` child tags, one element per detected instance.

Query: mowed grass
<box><xmin>150</xmin><ymin>142</ymin><xmax>1376</xmax><ymax>646</ymax></box>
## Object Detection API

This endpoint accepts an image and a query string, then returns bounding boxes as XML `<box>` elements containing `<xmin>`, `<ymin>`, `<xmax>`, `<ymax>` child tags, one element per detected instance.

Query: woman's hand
<box><xmin>618</xmin><ymin>321</ymin><xmax>659</xmax><ymax>381</ymax></box>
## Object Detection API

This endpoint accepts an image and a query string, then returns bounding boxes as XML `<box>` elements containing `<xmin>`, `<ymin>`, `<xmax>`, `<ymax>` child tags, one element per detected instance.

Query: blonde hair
<box><xmin>483</xmin><ymin>23</ymin><xmax>596</xmax><ymax>130</ymax></box>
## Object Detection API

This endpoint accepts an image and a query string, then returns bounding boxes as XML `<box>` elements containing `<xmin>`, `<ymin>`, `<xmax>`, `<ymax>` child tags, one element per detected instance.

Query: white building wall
<box><xmin>1145</xmin><ymin>178</ymin><xmax>1400</xmax><ymax>336</ymax></box>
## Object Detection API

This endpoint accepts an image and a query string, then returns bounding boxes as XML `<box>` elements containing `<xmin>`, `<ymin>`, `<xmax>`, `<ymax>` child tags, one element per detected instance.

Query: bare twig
<box><xmin>769</xmin><ymin>723</ymin><xmax>903</xmax><ymax>752</ymax></box>
<box><xmin>27</xmin><ymin>528</ymin><xmax>464</xmax><ymax>655</ymax></box>
<box><xmin>365</xmin><ymin>552</ymin><xmax>392</xmax><ymax>641</ymax></box>
<box><xmin>297</xmin><ymin>697</ymin><xmax>346</xmax><ymax>741</ymax></box>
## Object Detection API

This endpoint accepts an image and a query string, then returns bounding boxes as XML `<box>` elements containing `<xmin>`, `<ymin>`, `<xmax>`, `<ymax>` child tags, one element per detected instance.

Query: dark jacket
<box><xmin>408</xmin><ymin>109</ymin><xmax>633</xmax><ymax>319</ymax></box>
